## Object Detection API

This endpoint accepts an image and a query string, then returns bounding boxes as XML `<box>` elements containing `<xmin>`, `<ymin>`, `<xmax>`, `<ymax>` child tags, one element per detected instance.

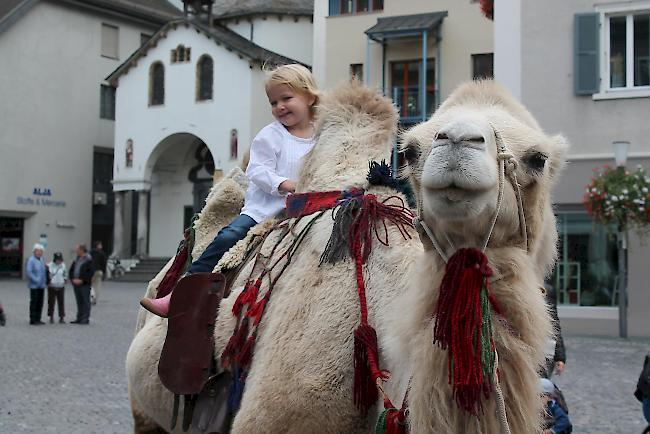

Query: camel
<box><xmin>127</xmin><ymin>80</ymin><xmax>567</xmax><ymax>434</ymax></box>
<box><xmin>127</xmin><ymin>81</ymin><xmax>422</xmax><ymax>433</ymax></box>
<box><xmin>381</xmin><ymin>80</ymin><xmax>568</xmax><ymax>433</ymax></box>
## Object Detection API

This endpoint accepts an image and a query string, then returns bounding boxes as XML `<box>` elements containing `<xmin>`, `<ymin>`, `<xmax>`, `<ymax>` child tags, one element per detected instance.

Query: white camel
<box><xmin>382</xmin><ymin>80</ymin><xmax>568</xmax><ymax>433</ymax></box>
<box><xmin>127</xmin><ymin>82</ymin><xmax>421</xmax><ymax>434</ymax></box>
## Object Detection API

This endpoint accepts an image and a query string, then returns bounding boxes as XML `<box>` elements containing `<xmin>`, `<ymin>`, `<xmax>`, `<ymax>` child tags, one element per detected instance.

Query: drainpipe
<box><xmin>421</xmin><ymin>30</ymin><xmax>428</xmax><ymax>122</ymax></box>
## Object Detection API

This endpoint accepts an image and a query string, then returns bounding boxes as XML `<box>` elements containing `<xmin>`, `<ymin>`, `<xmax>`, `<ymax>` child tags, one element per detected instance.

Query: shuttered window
<box><xmin>574</xmin><ymin>13</ymin><xmax>600</xmax><ymax>95</ymax></box>
<box><xmin>197</xmin><ymin>55</ymin><xmax>214</xmax><ymax>101</ymax></box>
<box><xmin>101</xmin><ymin>23</ymin><xmax>119</xmax><ymax>59</ymax></box>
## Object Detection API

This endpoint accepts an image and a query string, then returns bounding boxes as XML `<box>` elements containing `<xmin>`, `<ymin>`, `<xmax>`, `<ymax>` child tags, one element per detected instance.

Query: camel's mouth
<box><xmin>426</xmin><ymin>185</ymin><xmax>485</xmax><ymax>204</ymax></box>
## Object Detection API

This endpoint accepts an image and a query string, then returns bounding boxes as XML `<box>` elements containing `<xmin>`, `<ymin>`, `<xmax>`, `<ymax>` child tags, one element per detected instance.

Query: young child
<box><xmin>540</xmin><ymin>378</ymin><xmax>572</xmax><ymax>434</ymax></box>
<box><xmin>141</xmin><ymin>64</ymin><xmax>319</xmax><ymax>317</ymax></box>
<box><xmin>47</xmin><ymin>252</ymin><xmax>68</xmax><ymax>323</ymax></box>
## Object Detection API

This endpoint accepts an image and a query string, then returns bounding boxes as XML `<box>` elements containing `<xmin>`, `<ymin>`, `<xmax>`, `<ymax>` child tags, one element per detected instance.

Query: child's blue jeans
<box><xmin>188</xmin><ymin>214</ymin><xmax>257</xmax><ymax>274</ymax></box>
<box><xmin>644</xmin><ymin>397</ymin><xmax>650</xmax><ymax>423</ymax></box>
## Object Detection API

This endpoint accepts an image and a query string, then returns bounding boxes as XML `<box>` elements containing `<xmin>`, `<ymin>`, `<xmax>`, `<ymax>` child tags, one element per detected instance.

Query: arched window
<box><xmin>196</xmin><ymin>55</ymin><xmax>213</xmax><ymax>101</ymax></box>
<box><xmin>149</xmin><ymin>62</ymin><xmax>165</xmax><ymax>106</ymax></box>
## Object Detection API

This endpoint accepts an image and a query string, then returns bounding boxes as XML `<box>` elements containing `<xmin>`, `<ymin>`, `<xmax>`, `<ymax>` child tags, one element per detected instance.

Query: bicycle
<box><xmin>107</xmin><ymin>256</ymin><xmax>126</xmax><ymax>279</ymax></box>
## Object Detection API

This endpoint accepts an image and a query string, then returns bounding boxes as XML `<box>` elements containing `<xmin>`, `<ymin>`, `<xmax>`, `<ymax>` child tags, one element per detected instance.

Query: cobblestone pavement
<box><xmin>1</xmin><ymin>277</ymin><xmax>649</xmax><ymax>433</ymax></box>
<box><xmin>0</xmin><ymin>278</ymin><xmax>141</xmax><ymax>434</ymax></box>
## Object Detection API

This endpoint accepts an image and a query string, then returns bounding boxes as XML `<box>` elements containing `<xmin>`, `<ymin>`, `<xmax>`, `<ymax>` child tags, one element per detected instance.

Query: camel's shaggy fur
<box><xmin>384</xmin><ymin>80</ymin><xmax>568</xmax><ymax>433</ymax></box>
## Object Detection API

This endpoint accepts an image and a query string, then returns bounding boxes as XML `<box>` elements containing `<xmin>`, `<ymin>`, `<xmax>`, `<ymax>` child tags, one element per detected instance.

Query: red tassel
<box><xmin>385</xmin><ymin>409</ymin><xmax>407</xmax><ymax>434</ymax></box>
<box><xmin>245</xmin><ymin>297</ymin><xmax>267</xmax><ymax>326</ymax></box>
<box><xmin>221</xmin><ymin>318</ymin><xmax>249</xmax><ymax>367</ymax></box>
<box><xmin>353</xmin><ymin>324</ymin><xmax>381</xmax><ymax>415</ymax></box>
<box><xmin>155</xmin><ymin>243</ymin><xmax>188</xmax><ymax>299</ymax></box>
<box><xmin>236</xmin><ymin>335</ymin><xmax>256</xmax><ymax>367</ymax></box>
<box><xmin>433</xmin><ymin>248</ymin><xmax>495</xmax><ymax>416</ymax></box>
<box><xmin>232</xmin><ymin>280</ymin><xmax>260</xmax><ymax>316</ymax></box>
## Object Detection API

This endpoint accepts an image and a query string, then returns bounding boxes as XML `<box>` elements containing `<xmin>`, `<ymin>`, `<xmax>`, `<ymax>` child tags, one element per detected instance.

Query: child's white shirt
<box><xmin>241</xmin><ymin>121</ymin><xmax>315</xmax><ymax>223</ymax></box>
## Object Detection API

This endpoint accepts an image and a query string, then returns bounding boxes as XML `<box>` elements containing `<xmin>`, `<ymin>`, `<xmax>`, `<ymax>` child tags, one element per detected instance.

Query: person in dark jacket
<box><xmin>90</xmin><ymin>241</ymin><xmax>107</xmax><ymax>305</ymax></box>
<box><xmin>544</xmin><ymin>282</ymin><xmax>566</xmax><ymax>378</ymax></box>
<box><xmin>540</xmin><ymin>378</ymin><xmax>572</xmax><ymax>434</ymax></box>
<box><xmin>634</xmin><ymin>353</ymin><xmax>650</xmax><ymax>430</ymax></box>
<box><xmin>69</xmin><ymin>244</ymin><xmax>94</xmax><ymax>324</ymax></box>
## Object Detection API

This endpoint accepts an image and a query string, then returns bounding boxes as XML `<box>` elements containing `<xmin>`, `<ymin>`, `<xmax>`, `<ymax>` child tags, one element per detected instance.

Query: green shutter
<box><xmin>329</xmin><ymin>0</ymin><xmax>340</xmax><ymax>16</ymax></box>
<box><xmin>574</xmin><ymin>13</ymin><xmax>600</xmax><ymax>95</ymax></box>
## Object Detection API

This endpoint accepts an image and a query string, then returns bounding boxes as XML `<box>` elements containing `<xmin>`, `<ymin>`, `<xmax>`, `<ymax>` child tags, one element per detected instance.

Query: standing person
<box><xmin>69</xmin><ymin>244</ymin><xmax>94</xmax><ymax>324</ymax></box>
<box><xmin>26</xmin><ymin>243</ymin><xmax>47</xmax><ymax>325</ymax></box>
<box><xmin>140</xmin><ymin>63</ymin><xmax>319</xmax><ymax>317</ymax></box>
<box><xmin>544</xmin><ymin>281</ymin><xmax>566</xmax><ymax>378</ymax></box>
<box><xmin>47</xmin><ymin>252</ymin><xmax>68</xmax><ymax>323</ymax></box>
<box><xmin>90</xmin><ymin>241</ymin><xmax>107</xmax><ymax>305</ymax></box>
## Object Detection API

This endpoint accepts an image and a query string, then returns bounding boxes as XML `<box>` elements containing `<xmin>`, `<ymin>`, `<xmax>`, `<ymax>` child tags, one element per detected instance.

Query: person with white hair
<box><xmin>540</xmin><ymin>378</ymin><xmax>573</xmax><ymax>434</ymax></box>
<box><xmin>26</xmin><ymin>243</ymin><xmax>47</xmax><ymax>325</ymax></box>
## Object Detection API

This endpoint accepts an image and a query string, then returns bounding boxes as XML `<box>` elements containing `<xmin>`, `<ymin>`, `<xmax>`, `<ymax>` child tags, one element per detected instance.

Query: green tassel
<box><xmin>479</xmin><ymin>283</ymin><xmax>495</xmax><ymax>381</ymax></box>
<box><xmin>375</xmin><ymin>408</ymin><xmax>390</xmax><ymax>434</ymax></box>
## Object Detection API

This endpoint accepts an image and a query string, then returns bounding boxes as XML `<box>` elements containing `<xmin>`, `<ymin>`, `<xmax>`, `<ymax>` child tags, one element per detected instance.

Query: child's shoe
<box><xmin>140</xmin><ymin>291</ymin><xmax>172</xmax><ymax>318</ymax></box>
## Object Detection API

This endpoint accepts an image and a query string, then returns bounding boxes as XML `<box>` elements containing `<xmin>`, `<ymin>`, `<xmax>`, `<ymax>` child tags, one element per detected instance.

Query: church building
<box><xmin>107</xmin><ymin>0</ymin><xmax>313</xmax><ymax>257</ymax></box>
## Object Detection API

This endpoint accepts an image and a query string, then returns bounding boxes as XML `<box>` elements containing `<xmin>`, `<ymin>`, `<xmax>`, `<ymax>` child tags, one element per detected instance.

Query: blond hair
<box><xmin>264</xmin><ymin>63</ymin><xmax>319</xmax><ymax>111</ymax></box>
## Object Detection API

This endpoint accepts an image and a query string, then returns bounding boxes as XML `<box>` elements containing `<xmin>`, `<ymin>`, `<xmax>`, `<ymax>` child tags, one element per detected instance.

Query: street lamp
<box><xmin>613</xmin><ymin>140</ymin><xmax>629</xmax><ymax>338</ymax></box>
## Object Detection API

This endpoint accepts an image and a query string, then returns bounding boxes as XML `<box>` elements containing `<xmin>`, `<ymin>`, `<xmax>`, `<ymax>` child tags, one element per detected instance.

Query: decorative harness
<box><xmin>220</xmin><ymin>162</ymin><xmax>415</xmax><ymax>428</ymax></box>
<box><xmin>412</xmin><ymin>129</ymin><xmax>529</xmax><ymax>434</ymax></box>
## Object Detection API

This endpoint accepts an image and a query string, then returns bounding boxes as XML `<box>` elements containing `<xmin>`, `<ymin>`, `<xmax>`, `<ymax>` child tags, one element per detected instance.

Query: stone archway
<box><xmin>147</xmin><ymin>133</ymin><xmax>215</xmax><ymax>257</ymax></box>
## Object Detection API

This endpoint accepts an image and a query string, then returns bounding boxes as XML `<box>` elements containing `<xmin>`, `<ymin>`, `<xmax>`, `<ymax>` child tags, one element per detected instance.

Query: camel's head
<box><xmin>402</xmin><ymin>81</ymin><xmax>567</xmax><ymax>275</ymax></box>
<box><xmin>297</xmin><ymin>81</ymin><xmax>398</xmax><ymax>192</ymax></box>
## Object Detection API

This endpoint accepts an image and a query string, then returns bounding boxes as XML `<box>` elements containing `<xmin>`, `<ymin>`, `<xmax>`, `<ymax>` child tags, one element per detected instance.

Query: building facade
<box><xmin>0</xmin><ymin>0</ymin><xmax>179</xmax><ymax>276</ymax></box>
<box><xmin>313</xmin><ymin>0</ymin><xmax>494</xmax><ymax>126</ymax></box>
<box><xmin>108</xmin><ymin>1</ymin><xmax>312</xmax><ymax>257</ymax></box>
<box><xmin>497</xmin><ymin>0</ymin><xmax>650</xmax><ymax>337</ymax></box>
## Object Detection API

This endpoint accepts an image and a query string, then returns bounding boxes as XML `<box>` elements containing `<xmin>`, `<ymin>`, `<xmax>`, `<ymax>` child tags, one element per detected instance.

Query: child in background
<box><xmin>540</xmin><ymin>378</ymin><xmax>572</xmax><ymax>434</ymax></box>
<box><xmin>141</xmin><ymin>64</ymin><xmax>319</xmax><ymax>317</ymax></box>
<box><xmin>47</xmin><ymin>252</ymin><xmax>68</xmax><ymax>323</ymax></box>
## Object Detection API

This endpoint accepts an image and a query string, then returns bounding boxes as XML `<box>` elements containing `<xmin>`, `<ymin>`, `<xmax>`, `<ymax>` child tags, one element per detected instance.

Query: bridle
<box><xmin>414</xmin><ymin>127</ymin><xmax>529</xmax><ymax>261</ymax></box>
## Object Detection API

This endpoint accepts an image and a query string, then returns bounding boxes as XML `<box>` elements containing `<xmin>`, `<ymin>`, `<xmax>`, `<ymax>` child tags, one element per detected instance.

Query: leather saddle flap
<box><xmin>159</xmin><ymin>272</ymin><xmax>226</xmax><ymax>395</ymax></box>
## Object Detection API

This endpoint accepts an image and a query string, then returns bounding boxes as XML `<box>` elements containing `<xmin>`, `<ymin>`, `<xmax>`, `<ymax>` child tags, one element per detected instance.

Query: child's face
<box><xmin>266</xmin><ymin>83</ymin><xmax>314</xmax><ymax>129</ymax></box>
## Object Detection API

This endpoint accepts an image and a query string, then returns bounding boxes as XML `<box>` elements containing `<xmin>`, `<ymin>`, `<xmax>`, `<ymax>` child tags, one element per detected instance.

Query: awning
<box><xmin>365</xmin><ymin>11</ymin><xmax>447</xmax><ymax>42</ymax></box>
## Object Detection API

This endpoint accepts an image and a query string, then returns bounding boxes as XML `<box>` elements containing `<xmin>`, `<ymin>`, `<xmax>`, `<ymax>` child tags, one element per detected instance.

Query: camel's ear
<box><xmin>399</xmin><ymin>134</ymin><xmax>422</xmax><ymax>168</ymax></box>
<box><xmin>547</xmin><ymin>134</ymin><xmax>569</xmax><ymax>185</ymax></box>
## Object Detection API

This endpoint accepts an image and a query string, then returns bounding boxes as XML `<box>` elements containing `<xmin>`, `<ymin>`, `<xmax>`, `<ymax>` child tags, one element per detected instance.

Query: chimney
<box><xmin>182</xmin><ymin>0</ymin><xmax>215</xmax><ymax>25</ymax></box>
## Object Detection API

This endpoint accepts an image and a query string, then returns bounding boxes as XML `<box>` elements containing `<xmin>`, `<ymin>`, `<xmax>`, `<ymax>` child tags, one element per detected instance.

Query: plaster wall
<box><xmin>319</xmin><ymin>0</ymin><xmax>493</xmax><ymax>98</ymax></box>
<box><xmin>0</xmin><ymin>1</ymin><xmax>158</xmax><ymax>265</ymax></box>
<box><xmin>493</xmin><ymin>0</ymin><xmax>521</xmax><ymax>99</ymax></box>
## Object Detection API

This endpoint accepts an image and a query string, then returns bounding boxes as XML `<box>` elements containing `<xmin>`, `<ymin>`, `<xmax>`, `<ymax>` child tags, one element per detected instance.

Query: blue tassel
<box><xmin>227</xmin><ymin>366</ymin><xmax>245</xmax><ymax>412</ymax></box>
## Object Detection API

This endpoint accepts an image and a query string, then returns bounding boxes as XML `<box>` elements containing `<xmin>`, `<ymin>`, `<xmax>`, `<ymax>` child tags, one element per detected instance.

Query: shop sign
<box><xmin>16</xmin><ymin>187</ymin><xmax>66</xmax><ymax>207</ymax></box>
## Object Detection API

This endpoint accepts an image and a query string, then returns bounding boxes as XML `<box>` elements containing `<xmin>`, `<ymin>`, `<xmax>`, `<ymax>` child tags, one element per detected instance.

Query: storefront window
<box><xmin>550</xmin><ymin>212</ymin><xmax>618</xmax><ymax>307</ymax></box>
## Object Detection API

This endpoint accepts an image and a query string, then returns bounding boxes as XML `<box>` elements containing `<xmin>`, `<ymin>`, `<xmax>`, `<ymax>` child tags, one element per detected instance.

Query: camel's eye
<box><xmin>524</xmin><ymin>152</ymin><xmax>548</xmax><ymax>174</ymax></box>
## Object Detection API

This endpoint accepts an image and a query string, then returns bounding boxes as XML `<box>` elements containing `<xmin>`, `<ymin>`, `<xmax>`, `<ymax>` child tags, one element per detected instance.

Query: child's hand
<box><xmin>279</xmin><ymin>180</ymin><xmax>296</xmax><ymax>194</ymax></box>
